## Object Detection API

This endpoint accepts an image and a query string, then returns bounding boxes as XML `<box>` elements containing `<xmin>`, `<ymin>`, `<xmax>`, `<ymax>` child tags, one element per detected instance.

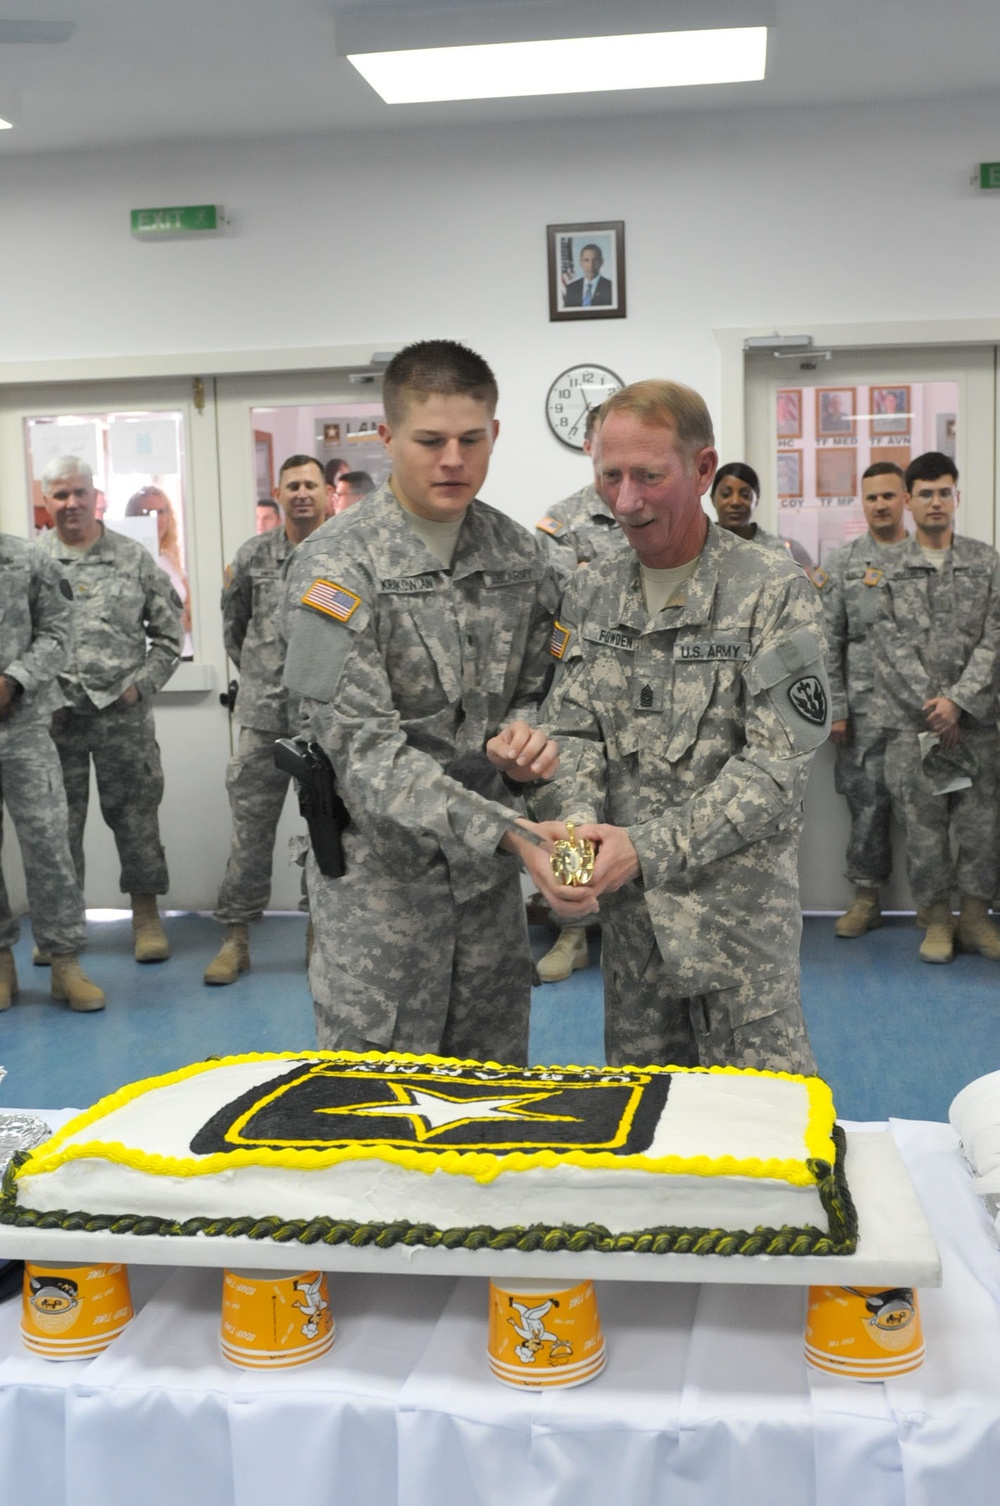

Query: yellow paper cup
<box><xmin>22</xmin><ymin>1262</ymin><xmax>133</xmax><ymax>1360</ymax></box>
<box><xmin>220</xmin><ymin>1269</ymin><xmax>335</xmax><ymax>1369</ymax></box>
<box><xmin>805</xmin><ymin>1285</ymin><xmax>925</xmax><ymax>1378</ymax></box>
<box><xmin>488</xmin><ymin>1277</ymin><xmax>606</xmax><ymax>1389</ymax></box>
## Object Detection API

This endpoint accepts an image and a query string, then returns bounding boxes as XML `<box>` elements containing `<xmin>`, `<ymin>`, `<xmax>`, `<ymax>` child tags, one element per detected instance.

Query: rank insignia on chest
<box><xmin>862</xmin><ymin>567</ymin><xmax>884</xmax><ymax>587</ymax></box>
<box><xmin>301</xmin><ymin>578</ymin><xmax>361</xmax><ymax>622</ymax></box>
<box><xmin>633</xmin><ymin>681</ymin><xmax>663</xmax><ymax>713</ymax></box>
<box><xmin>549</xmin><ymin>621</ymin><xmax>572</xmax><ymax>659</ymax></box>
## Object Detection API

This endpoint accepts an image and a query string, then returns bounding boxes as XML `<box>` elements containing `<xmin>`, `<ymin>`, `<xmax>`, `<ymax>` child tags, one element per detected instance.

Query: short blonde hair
<box><xmin>598</xmin><ymin>380</ymin><xmax>714</xmax><ymax>457</ymax></box>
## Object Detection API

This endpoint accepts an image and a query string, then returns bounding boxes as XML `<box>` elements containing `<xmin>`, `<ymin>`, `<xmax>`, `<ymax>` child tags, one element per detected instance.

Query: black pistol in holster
<box><xmin>273</xmin><ymin>737</ymin><xmax>350</xmax><ymax>879</ymax></box>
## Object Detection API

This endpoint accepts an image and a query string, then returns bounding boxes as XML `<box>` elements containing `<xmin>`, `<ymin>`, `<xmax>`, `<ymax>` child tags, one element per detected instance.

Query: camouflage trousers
<box><xmin>0</xmin><ymin>717</ymin><xmax>87</xmax><ymax>954</ymax></box>
<box><xmin>884</xmin><ymin>725</ymin><xmax>1000</xmax><ymax>906</ymax></box>
<box><xmin>305</xmin><ymin>845</ymin><xmax>532</xmax><ymax>1064</ymax></box>
<box><xmin>51</xmin><ymin>700</ymin><xmax>168</xmax><ymax>895</ymax></box>
<box><xmin>833</xmin><ymin>714</ymin><xmax>893</xmax><ymax>886</ymax></box>
<box><xmin>599</xmin><ymin>886</ymin><xmax>816</xmax><ymax>1073</ymax></box>
<box><xmin>214</xmin><ymin>725</ymin><xmax>295</xmax><ymax>924</ymax></box>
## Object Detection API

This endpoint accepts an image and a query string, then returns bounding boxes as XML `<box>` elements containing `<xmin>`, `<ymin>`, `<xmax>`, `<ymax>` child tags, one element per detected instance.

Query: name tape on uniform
<box><xmin>673</xmin><ymin>640</ymin><xmax>751</xmax><ymax>662</ymax></box>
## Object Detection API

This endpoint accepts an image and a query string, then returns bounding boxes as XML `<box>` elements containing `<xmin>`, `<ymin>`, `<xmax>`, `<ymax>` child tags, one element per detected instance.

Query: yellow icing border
<box><xmin>15</xmin><ymin>1051</ymin><xmax>836</xmax><ymax>1191</ymax></box>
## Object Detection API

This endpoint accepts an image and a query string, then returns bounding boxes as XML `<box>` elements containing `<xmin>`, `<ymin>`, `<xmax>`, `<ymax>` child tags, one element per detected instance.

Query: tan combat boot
<box><xmin>51</xmin><ymin>957</ymin><xmax>105</xmax><ymax>1012</ymax></box>
<box><xmin>536</xmin><ymin>927</ymin><xmax>589</xmax><ymax>983</ymax></box>
<box><xmin>0</xmin><ymin>949</ymin><xmax>18</xmax><ymax>1010</ymax></box>
<box><xmin>835</xmin><ymin>886</ymin><xmax>881</xmax><ymax>938</ymax></box>
<box><xmin>204</xmin><ymin>923</ymin><xmax>250</xmax><ymax>985</ymax></box>
<box><xmin>131</xmin><ymin>893</ymin><xmax>169</xmax><ymax>963</ymax></box>
<box><xmin>919</xmin><ymin>902</ymin><xmax>955</xmax><ymax>964</ymax></box>
<box><xmin>957</xmin><ymin>896</ymin><xmax>1000</xmax><ymax>960</ymax></box>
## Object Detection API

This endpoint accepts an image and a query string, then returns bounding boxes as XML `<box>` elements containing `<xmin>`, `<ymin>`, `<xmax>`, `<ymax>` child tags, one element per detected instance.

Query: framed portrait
<box><xmin>936</xmin><ymin>412</ymin><xmax>957</xmax><ymax>458</ymax></box>
<box><xmin>253</xmin><ymin>430</ymin><xmax>274</xmax><ymax>496</ymax></box>
<box><xmin>816</xmin><ymin>387</ymin><xmax>855</xmax><ymax>437</ymax></box>
<box><xmin>776</xmin><ymin>451</ymin><xmax>802</xmax><ymax>498</ymax></box>
<box><xmin>547</xmin><ymin>221</ymin><xmax>626</xmax><ymax>322</ymax></box>
<box><xmin>871</xmin><ymin>445</ymin><xmax>910</xmax><ymax>473</ymax></box>
<box><xmin>776</xmin><ymin>389</ymin><xmax>802</xmax><ymax>439</ymax></box>
<box><xmin>322</xmin><ymin>422</ymin><xmax>342</xmax><ymax>444</ymax></box>
<box><xmin>816</xmin><ymin>448</ymin><xmax>856</xmax><ymax>498</ymax></box>
<box><xmin>871</xmin><ymin>386</ymin><xmax>910</xmax><ymax>435</ymax></box>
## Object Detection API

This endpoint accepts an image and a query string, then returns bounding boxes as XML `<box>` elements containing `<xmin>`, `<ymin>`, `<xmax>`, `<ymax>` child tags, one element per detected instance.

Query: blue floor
<box><xmin>1</xmin><ymin>912</ymin><xmax>997</xmax><ymax>1123</ymax></box>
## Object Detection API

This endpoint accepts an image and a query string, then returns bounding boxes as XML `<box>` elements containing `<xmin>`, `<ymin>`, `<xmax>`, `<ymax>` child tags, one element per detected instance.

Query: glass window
<box><xmin>25</xmin><ymin>407</ymin><xmax>193</xmax><ymax>657</ymax></box>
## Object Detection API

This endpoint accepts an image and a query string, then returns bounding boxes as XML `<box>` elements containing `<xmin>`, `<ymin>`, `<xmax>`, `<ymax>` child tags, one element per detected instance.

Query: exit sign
<box><xmin>979</xmin><ymin>164</ymin><xmax>1000</xmax><ymax>189</ymax></box>
<box><xmin>130</xmin><ymin>204</ymin><xmax>225</xmax><ymax>237</ymax></box>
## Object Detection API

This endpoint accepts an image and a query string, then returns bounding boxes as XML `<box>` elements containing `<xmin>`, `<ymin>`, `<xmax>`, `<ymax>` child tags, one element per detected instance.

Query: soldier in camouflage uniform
<box><xmin>37</xmin><ymin>457</ymin><xmax>183</xmax><ymax>962</ymax></box>
<box><xmin>283</xmin><ymin>341</ymin><xmax>562</xmax><ymax>1063</ymax></box>
<box><xmin>815</xmin><ymin>462</ymin><xmax>908</xmax><ymax>937</ymax></box>
<box><xmin>535</xmin><ymin>406</ymin><xmax>623</xmax><ymax>577</ymax></box>
<box><xmin>0</xmin><ymin>535</ymin><xmax>104</xmax><ymax>1010</ymax></box>
<box><xmin>505</xmin><ymin>382</ymin><xmax>828</xmax><ymax>1072</ymax></box>
<box><xmin>205</xmin><ymin>454</ymin><xmax>331</xmax><ymax>985</ymax></box>
<box><xmin>531</xmin><ymin>406</ymin><xmax>628</xmax><ymax>981</ymax></box>
<box><xmin>871</xmin><ymin>451</ymin><xmax>1000</xmax><ymax>964</ymax></box>
<box><xmin>710</xmin><ymin>461</ymin><xmax>812</xmax><ymax>569</ymax></box>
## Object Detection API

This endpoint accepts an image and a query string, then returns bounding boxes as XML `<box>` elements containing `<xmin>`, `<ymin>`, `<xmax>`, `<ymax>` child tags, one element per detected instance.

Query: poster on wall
<box><xmin>816</xmin><ymin>388</ymin><xmax>855</xmax><ymax>437</ymax></box>
<box><xmin>871</xmin><ymin>386</ymin><xmax>910</xmax><ymax>435</ymax></box>
<box><xmin>547</xmin><ymin>221</ymin><xmax>626</xmax><ymax>322</ymax></box>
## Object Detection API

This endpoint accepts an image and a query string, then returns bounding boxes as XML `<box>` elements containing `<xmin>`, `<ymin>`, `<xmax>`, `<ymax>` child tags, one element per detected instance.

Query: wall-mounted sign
<box><xmin>130</xmin><ymin>205</ymin><xmax>225</xmax><ymax>238</ymax></box>
<box><xmin>979</xmin><ymin>164</ymin><xmax>1000</xmax><ymax>189</ymax></box>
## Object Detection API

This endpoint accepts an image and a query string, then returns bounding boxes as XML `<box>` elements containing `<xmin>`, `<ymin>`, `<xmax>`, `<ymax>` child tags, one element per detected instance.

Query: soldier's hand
<box><xmin>0</xmin><ymin>676</ymin><xmax>17</xmax><ymax>718</ymax></box>
<box><xmin>115</xmin><ymin>683</ymin><xmax>141</xmax><ymax>709</ymax></box>
<box><xmin>923</xmin><ymin>696</ymin><xmax>959</xmax><ymax>737</ymax></box>
<box><xmin>574</xmin><ymin>823</ymin><xmax>641</xmax><ymax>895</ymax></box>
<box><xmin>829</xmin><ymin>718</ymin><xmax>851</xmax><ymax>747</ymax></box>
<box><xmin>486</xmin><ymin>720</ymin><xmax>560</xmax><ymax>782</ymax></box>
<box><xmin>500</xmin><ymin>819</ymin><xmax>599</xmax><ymax>920</ymax></box>
<box><xmin>937</xmin><ymin>723</ymin><xmax>961</xmax><ymax>751</ymax></box>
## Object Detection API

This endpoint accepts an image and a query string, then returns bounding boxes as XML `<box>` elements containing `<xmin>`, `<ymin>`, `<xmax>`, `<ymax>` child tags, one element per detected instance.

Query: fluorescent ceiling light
<box><xmin>0</xmin><ymin>119</ymin><xmax>12</xmax><ymax>131</ymax></box>
<box><xmin>348</xmin><ymin>26</ymin><xmax>767</xmax><ymax>105</ymax></box>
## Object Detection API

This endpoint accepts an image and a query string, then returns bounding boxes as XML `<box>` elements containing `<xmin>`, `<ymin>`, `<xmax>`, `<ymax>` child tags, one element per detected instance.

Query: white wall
<box><xmin>1</xmin><ymin>89</ymin><xmax>995</xmax><ymax>912</ymax></box>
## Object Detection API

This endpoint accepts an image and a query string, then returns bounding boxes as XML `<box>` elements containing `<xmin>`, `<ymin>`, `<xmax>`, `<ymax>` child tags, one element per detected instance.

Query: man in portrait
<box><xmin>563</xmin><ymin>244</ymin><xmax>613</xmax><ymax>309</ymax></box>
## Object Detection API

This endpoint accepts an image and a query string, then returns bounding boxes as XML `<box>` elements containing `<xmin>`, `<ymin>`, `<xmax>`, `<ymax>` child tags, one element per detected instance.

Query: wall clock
<box><xmin>545</xmin><ymin>364</ymin><xmax>624</xmax><ymax>451</ymax></box>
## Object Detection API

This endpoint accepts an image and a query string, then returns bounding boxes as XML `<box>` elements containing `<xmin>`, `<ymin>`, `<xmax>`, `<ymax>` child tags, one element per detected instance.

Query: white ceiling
<box><xmin>0</xmin><ymin>0</ymin><xmax>997</xmax><ymax>157</ymax></box>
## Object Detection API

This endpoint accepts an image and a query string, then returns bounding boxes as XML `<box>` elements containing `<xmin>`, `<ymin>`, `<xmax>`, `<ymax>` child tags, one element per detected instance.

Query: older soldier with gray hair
<box><xmin>495</xmin><ymin>379</ymin><xmax>829</xmax><ymax>1072</ymax></box>
<box><xmin>0</xmin><ymin>535</ymin><xmax>104</xmax><ymax>1010</ymax></box>
<box><xmin>36</xmin><ymin>457</ymin><xmax>183</xmax><ymax>962</ymax></box>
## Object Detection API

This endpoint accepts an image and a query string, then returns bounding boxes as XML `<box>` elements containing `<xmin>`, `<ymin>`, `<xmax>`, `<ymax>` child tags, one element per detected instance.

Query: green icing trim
<box><xmin>0</xmin><ymin>1123</ymin><xmax>859</xmax><ymax>1257</ymax></box>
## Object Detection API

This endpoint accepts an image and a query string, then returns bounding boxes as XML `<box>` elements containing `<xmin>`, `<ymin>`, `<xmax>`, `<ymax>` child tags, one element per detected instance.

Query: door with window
<box><xmin>744</xmin><ymin>344</ymin><xmax>997</xmax><ymax>913</ymax></box>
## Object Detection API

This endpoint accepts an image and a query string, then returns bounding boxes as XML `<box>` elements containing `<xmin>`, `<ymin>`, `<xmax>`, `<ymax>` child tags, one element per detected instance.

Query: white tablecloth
<box><xmin>1</xmin><ymin>1119</ymin><xmax>998</xmax><ymax>1506</ymax></box>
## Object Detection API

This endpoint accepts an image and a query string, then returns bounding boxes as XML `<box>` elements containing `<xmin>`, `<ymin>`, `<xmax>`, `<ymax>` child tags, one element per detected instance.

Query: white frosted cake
<box><xmin>0</xmin><ymin>1052</ymin><xmax>857</xmax><ymax>1256</ymax></box>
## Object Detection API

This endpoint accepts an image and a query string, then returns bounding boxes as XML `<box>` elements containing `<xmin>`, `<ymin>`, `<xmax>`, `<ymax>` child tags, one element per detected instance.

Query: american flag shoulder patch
<box><xmin>536</xmin><ymin>516</ymin><xmax>564</xmax><ymax>537</ymax></box>
<box><xmin>549</xmin><ymin>620</ymin><xmax>572</xmax><ymax>660</ymax></box>
<box><xmin>301</xmin><ymin>578</ymin><xmax>362</xmax><ymax>623</ymax></box>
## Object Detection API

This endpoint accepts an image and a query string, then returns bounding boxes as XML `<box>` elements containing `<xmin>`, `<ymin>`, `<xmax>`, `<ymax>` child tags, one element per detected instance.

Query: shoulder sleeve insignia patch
<box><xmin>536</xmin><ymin>516</ymin><xmax>564</xmax><ymax>537</ymax></box>
<box><xmin>809</xmin><ymin>567</ymin><xmax>829</xmax><ymax>589</ymax></box>
<box><xmin>301</xmin><ymin>578</ymin><xmax>362</xmax><ymax>623</ymax></box>
<box><xmin>549</xmin><ymin>620</ymin><xmax>572</xmax><ymax>659</ymax></box>
<box><xmin>223</xmin><ymin>564</ymin><xmax>234</xmax><ymax>589</ymax></box>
